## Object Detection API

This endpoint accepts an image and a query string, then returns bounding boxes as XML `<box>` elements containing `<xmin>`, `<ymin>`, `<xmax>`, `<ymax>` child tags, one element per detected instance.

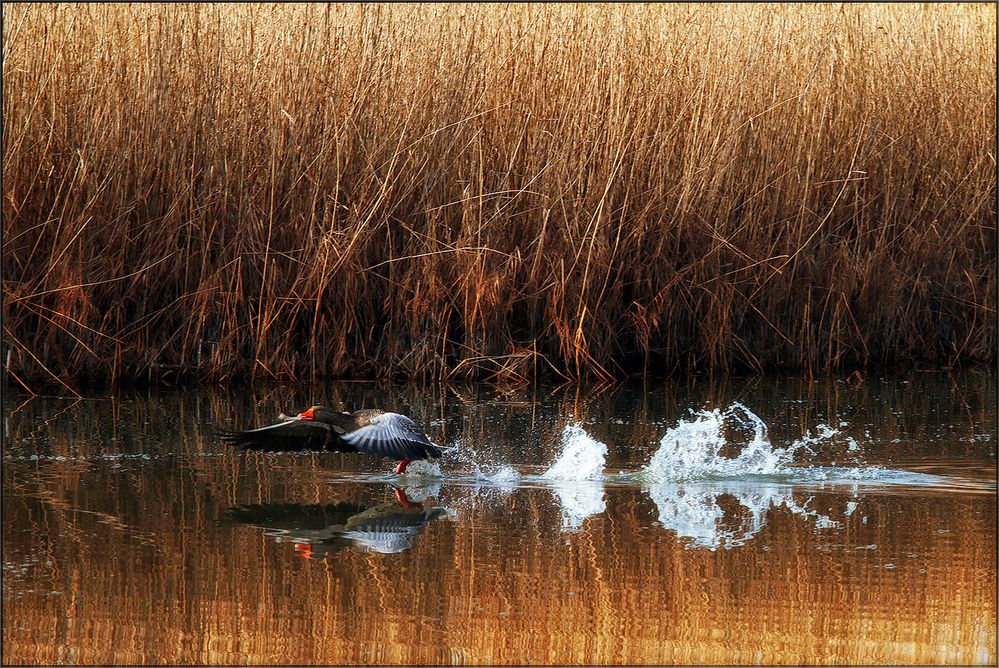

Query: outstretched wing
<box><xmin>339</xmin><ymin>413</ymin><xmax>442</xmax><ymax>460</ymax></box>
<box><xmin>218</xmin><ymin>418</ymin><xmax>333</xmax><ymax>452</ymax></box>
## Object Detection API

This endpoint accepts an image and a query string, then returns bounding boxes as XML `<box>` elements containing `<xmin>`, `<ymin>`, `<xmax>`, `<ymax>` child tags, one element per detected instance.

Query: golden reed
<box><xmin>2</xmin><ymin>4</ymin><xmax>995</xmax><ymax>388</ymax></box>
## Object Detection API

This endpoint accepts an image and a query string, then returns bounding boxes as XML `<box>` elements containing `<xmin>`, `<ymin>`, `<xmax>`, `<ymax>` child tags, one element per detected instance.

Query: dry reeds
<box><xmin>2</xmin><ymin>3</ymin><xmax>995</xmax><ymax>387</ymax></box>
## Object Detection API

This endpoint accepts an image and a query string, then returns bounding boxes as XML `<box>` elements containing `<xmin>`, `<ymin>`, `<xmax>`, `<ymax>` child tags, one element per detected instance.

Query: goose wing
<box><xmin>218</xmin><ymin>418</ymin><xmax>333</xmax><ymax>452</ymax></box>
<box><xmin>339</xmin><ymin>412</ymin><xmax>442</xmax><ymax>460</ymax></box>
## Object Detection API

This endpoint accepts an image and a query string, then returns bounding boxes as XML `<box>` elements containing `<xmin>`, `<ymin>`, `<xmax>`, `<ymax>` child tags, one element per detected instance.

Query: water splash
<box><xmin>402</xmin><ymin>459</ymin><xmax>443</xmax><ymax>477</ymax></box>
<box><xmin>446</xmin><ymin>439</ymin><xmax>521</xmax><ymax>486</ymax></box>
<box><xmin>642</xmin><ymin>403</ymin><xmax>829</xmax><ymax>481</ymax></box>
<box><xmin>484</xmin><ymin>466</ymin><xmax>520</xmax><ymax>484</ymax></box>
<box><xmin>793</xmin><ymin>422</ymin><xmax>844</xmax><ymax>456</ymax></box>
<box><xmin>542</xmin><ymin>423</ymin><xmax>607</xmax><ymax>480</ymax></box>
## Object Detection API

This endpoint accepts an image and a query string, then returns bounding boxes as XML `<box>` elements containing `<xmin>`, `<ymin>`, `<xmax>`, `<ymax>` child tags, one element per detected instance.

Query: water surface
<box><xmin>3</xmin><ymin>372</ymin><xmax>995</xmax><ymax>664</ymax></box>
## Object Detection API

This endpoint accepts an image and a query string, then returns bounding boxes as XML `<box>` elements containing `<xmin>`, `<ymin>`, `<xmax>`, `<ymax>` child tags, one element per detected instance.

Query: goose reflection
<box><xmin>224</xmin><ymin>487</ymin><xmax>453</xmax><ymax>557</ymax></box>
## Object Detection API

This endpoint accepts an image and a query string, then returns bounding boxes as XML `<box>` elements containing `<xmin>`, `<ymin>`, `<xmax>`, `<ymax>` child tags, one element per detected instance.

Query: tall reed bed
<box><xmin>2</xmin><ymin>3</ymin><xmax>995</xmax><ymax>388</ymax></box>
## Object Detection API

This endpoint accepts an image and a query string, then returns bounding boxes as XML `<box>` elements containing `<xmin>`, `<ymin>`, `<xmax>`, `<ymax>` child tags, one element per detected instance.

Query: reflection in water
<box><xmin>224</xmin><ymin>487</ymin><xmax>453</xmax><ymax>557</ymax></box>
<box><xmin>645</xmin><ymin>483</ymin><xmax>839</xmax><ymax>550</ymax></box>
<box><xmin>550</xmin><ymin>482</ymin><xmax>606</xmax><ymax>531</ymax></box>
<box><xmin>2</xmin><ymin>372</ymin><xmax>995</xmax><ymax>665</ymax></box>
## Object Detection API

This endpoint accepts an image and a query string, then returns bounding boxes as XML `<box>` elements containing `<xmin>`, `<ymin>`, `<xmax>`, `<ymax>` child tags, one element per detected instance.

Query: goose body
<box><xmin>219</xmin><ymin>406</ymin><xmax>442</xmax><ymax>474</ymax></box>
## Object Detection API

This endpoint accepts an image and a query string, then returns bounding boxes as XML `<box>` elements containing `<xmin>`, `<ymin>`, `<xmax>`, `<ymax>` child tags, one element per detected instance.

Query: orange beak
<box><xmin>297</xmin><ymin>407</ymin><xmax>315</xmax><ymax>420</ymax></box>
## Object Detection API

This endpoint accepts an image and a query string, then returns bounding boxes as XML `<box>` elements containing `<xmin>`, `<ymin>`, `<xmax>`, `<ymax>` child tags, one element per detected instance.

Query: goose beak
<box><xmin>297</xmin><ymin>408</ymin><xmax>316</xmax><ymax>420</ymax></box>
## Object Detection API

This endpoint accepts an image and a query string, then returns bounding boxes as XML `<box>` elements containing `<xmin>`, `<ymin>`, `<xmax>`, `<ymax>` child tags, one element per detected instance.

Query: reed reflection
<box><xmin>224</xmin><ymin>485</ymin><xmax>452</xmax><ymax>557</ymax></box>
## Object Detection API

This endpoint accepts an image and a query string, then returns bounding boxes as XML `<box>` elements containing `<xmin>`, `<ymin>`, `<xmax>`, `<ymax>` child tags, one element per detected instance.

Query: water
<box><xmin>3</xmin><ymin>372</ymin><xmax>995</xmax><ymax>664</ymax></box>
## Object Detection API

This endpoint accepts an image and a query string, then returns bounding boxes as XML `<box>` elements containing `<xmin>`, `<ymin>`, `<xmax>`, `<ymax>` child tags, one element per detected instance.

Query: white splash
<box><xmin>446</xmin><ymin>440</ymin><xmax>521</xmax><ymax>486</ymax></box>
<box><xmin>635</xmin><ymin>404</ymin><xmax>974</xmax><ymax>490</ymax></box>
<box><xmin>473</xmin><ymin>465</ymin><xmax>521</xmax><ymax>498</ymax></box>
<box><xmin>793</xmin><ymin>422</ymin><xmax>842</xmax><ymax>454</ymax></box>
<box><xmin>485</xmin><ymin>466</ymin><xmax>520</xmax><ymax>484</ymax></box>
<box><xmin>542</xmin><ymin>423</ymin><xmax>607</xmax><ymax>480</ymax></box>
<box><xmin>642</xmin><ymin>403</ymin><xmax>826</xmax><ymax>481</ymax></box>
<box><xmin>402</xmin><ymin>460</ymin><xmax>442</xmax><ymax>477</ymax></box>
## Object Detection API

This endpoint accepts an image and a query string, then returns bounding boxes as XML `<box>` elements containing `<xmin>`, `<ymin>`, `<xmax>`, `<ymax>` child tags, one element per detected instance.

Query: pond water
<box><xmin>3</xmin><ymin>372</ymin><xmax>995</xmax><ymax>665</ymax></box>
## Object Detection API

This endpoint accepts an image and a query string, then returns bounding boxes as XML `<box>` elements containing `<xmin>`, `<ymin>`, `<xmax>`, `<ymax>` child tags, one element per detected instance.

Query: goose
<box><xmin>219</xmin><ymin>406</ymin><xmax>443</xmax><ymax>474</ymax></box>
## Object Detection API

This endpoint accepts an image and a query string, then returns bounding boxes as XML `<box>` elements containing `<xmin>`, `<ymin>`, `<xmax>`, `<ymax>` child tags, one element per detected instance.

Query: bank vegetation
<box><xmin>2</xmin><ymin>3</ymin><xmax>995</xmax><ymax>389</ymax></box>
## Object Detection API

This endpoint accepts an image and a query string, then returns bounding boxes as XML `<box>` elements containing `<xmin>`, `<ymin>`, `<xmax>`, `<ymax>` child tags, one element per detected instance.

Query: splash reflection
<box><xmin>551</xmin><ymin>481</ymin><xmax>606</xmax><ymax>531</ymax></box>
<box><xmin>645</xmin><ymin>483</ymin><xmax>839</xmax><ymax>550</ymax></box>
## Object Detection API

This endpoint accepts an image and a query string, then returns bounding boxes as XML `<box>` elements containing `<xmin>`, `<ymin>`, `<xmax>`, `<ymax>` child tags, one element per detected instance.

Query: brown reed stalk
<box><xmin>2</xmin><ymin>3</ymin><xmax>995</xmax><ymax>388</ymax></box>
